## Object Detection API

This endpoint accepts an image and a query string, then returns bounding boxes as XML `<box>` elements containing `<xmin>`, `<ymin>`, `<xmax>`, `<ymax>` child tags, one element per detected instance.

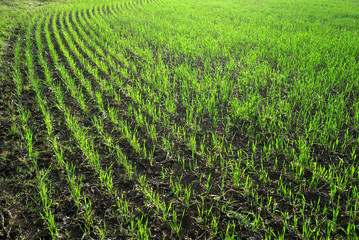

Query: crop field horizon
<box><xmin>0</xmin><ymin>0</ymin><xmax>359</xmax><ymax>239</ymax></box>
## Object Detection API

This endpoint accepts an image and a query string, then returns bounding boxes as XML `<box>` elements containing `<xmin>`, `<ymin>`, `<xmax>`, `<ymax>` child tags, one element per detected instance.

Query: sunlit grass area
<box><xmin>1</xmin><ymin>0</ymin><xmax>359</xmax><ymax>239</ymax></box>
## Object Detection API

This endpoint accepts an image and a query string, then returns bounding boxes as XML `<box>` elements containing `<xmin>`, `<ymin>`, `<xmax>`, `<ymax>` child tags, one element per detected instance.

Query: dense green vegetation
<box><xmin>1</xmin><ymin>0</ymin><xmax>359</xmax><ymax>239</ymax></box>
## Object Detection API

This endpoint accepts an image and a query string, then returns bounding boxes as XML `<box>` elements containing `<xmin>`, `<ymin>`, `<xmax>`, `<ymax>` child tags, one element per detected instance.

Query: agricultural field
<box><xmin>1</xmin><ymin>0</ymin><xmax>359</xmax><ymax>239</ymax></box>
